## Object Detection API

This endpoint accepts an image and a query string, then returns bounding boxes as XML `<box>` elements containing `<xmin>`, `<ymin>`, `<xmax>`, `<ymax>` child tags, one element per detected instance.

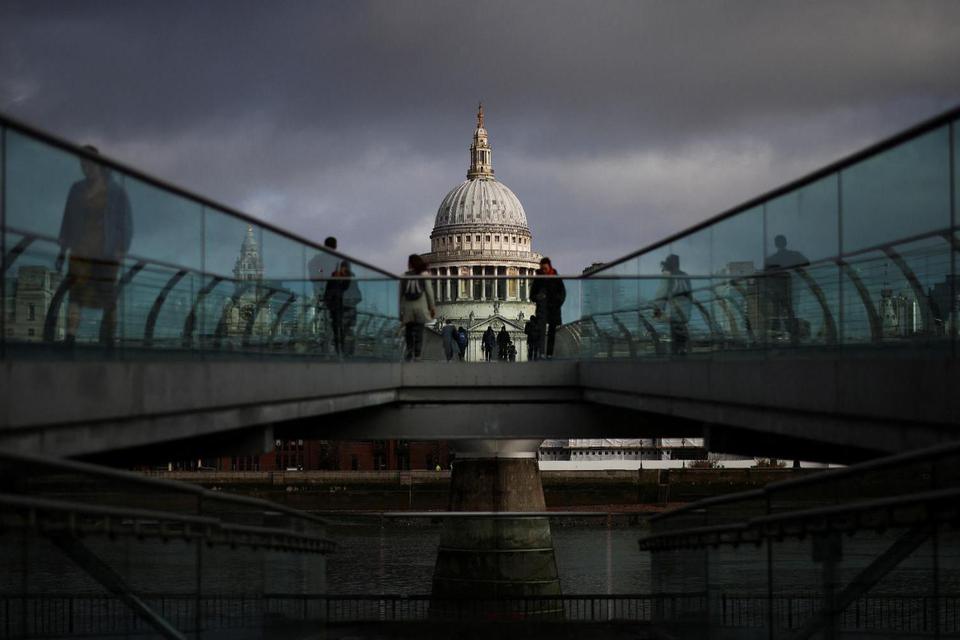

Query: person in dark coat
<box><xmin>496</xmin><ymin>326</ymin><xmax>511</xmax><ymax>361</ymax></box>
<box><xmin>524</xmin><ymin>314</ymin><xmax>542</xmax><ymax>361</ymax></box>
<box><xmin>440</xmin><ymin>319</ymin><xmax>457</xmax><ymax>362</ymax></box>
<box><xmin>482</xmin><ymin>326</ymin><xmax>496</xmax><ymax>362</ymax></box>
<box><xmin>529</xmin><ymin>257</ymin><xmax>566</xmax><ymax>359</ymax></box>
<box><xmin>456</xmin><ymin>326</ymin><xmax>468</xmax><ymax>361</ymax></box>
<box><xmin>56</xmin><ymin>146</ymin><xmax>133</xmax><ymax>347</ymax></box>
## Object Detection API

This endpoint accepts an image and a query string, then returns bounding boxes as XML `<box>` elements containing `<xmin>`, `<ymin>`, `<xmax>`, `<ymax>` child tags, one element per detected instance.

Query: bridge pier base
<box><xmin>431</xmin><ymin>439</ymin><xmax>562</xmax><ymax>619</ymax></box>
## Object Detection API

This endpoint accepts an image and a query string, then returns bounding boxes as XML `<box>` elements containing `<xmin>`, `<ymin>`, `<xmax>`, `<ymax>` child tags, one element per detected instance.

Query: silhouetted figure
<box><xmin>497</xmin><ymin>326</ymin><xmax>511</xmax><ymax>361</ymax></box>
<box><xmin>400</xmin><ymin>254</ymin><xmax>435</xmax><ymax>361</ymax></box>
<box><xmin>56</xmin><ymin>146</ymin><xmax>133</xmax><ymax>347</ymax></box>
<box><xmin>764</xmin><ymin>235</ymin><xmax>809</xmax><ymax>345</ymax></box>
<box><xmin>309</xmin><ymin>236</ymin><xmax>340</xmax><ymax>351</ymax></box>
<box><xmin>326</xmin><ymin>259</ymin><xmax>361</xmax><ymax>357</ymax></box>
<box><xmin>456</xmin><ymin>326</ymin><xmax>468</xmax><ymax>361</ymax></box>
<box><xmin>524</xmin><ymin>314</ymin><xmax>542</xmax><ymax>360</ymax></box>
<box><xmin>508</xmin><ymin>342</ymin><xmax>517</xmax><ymax>362</ymax></box>
<box><xmin>441</xmin><ymin>319</ymin><xmax>456</xmax><ymax>362</ymax></box>
<box><xmin>530</xmin><ymin>257</ymin><xmax>566</xmax><ymax>359</ymax></box>
<box><xmin>482</xmin><ymin>326</ymin><xmax>496</xmax><ymax>362</ymax></box>
<box><xmin>653</xmin><ymin>254</ymin><xmax>692</xmax><ymax>355</ymax></box>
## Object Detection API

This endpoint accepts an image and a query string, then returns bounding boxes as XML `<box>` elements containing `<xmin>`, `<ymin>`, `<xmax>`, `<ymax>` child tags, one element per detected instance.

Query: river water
<box><xmin>326</xmin><ymin>519</ymin><xmax>960</xmax><ymax>597</ymax></box>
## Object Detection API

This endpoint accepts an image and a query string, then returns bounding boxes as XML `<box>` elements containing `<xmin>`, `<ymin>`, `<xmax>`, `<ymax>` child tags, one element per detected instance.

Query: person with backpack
<box><xmin>456</xmin><ymin>326</ymin><xmax>468</xmax><ymax>361</ymax></box>
<box><xmin>529</xmin><ymin>257</ymin><xmax>566</xmax><ymax>359</ymax></box>
<box><xmin>399</xmin><ymin>254</ymin><xmax>435</xmax><ymax>361</ymax></box>
<box><xmin>652</xmin><ymin>253</ymin><xmax>693</xmax><ymax>355</ymax></box>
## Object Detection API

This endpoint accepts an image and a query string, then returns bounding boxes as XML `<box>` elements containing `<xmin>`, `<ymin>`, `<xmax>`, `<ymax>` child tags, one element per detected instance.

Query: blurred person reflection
<box><xmin>653</xmin><ymin>254</ymin><xmax>692</xmax><ymax>355</ymax></box>
<box><xmin>309</xmin><ymin>236</ymin><xmax>340</xmax><ymax>352</ymax></box>
<box><xmin>764</xmin><ymin>235</ymin><xmax>809</xmax><ymax>345</ymax></box>
<box><xmin>399</xmin><ymin>254</ymin><xmax>435</xmax><ymax>361</ymax></box>
<box><xmin>55</xmin><ymin>146</ymin><xmax>133</xmax><ymax>347</ymax></box>
<box><xmin>326</xmin><ymin>259</ymin><xmax>361</xmax><ymax>357</ymax></box>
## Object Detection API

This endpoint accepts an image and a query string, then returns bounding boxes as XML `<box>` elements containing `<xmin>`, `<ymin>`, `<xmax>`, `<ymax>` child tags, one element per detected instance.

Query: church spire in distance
<box><xmin>467</xmin><ymin>102</ymin><xmax>494</xmax><ymax>179</ymax></box>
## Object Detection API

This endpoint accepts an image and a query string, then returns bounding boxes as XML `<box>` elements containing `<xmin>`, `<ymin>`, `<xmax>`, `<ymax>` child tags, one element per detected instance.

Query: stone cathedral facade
<box><xmin>421</xmin><ymin>105</ymin><xmax>542</xmax><ymax>360</ymax></box>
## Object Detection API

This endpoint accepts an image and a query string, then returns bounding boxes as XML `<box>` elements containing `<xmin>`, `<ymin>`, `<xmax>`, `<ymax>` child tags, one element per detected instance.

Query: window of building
<box><xmin>476</xmin><ymin>235</ymin><xmax>481</xmax><ymax>242</ymax></box>
<box><xmin>486</xmin><ymin>235</ymin><xmax>491</xmax><ymax>242</ymax></box>
<box><xmin>27</xmin><ymin>328</ymin><xmax>35</xmax><ymax>337</ymax></box>
<box><xmin>27</xmin><ymin>304</ymin><xmax>36</xmax><ymax>321</ymax></box>
<box><xmin>473</xmin><ymin>266</ymin><xmax>483</xmax><ymax>299</ymax></box>
<box><xmin>494</xmin><ymin>235</ymin><xmax>499</xmax><ymax>243</ymax></box>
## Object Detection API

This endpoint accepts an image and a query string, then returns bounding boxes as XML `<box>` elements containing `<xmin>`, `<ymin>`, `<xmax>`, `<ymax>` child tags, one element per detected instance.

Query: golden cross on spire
<box><xmin>477</xmin><ymin>101</ymin><xmax>484</xmax><ymax>128</ymax></box>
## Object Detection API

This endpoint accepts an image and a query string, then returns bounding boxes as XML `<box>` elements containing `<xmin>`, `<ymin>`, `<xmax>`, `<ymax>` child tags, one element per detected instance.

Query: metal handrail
<box><xmin>640</xmin><ymin>486</ymin><xmax>960</xmax><ymax>550</ymax></box>
<box><xmin>0</xmin><ymin>449</ymin><xmax>330</xmax><ymax>527</ymax></box>
<box><xmin>0</xmin><ymin>493</ymin><xmax>336</xmax><ymax>553</ymax></box>
<box><xmin>0</xmin><ymin>111</ymin><xmax>398</xmax><ymax>278</ymax></box>
<box><xmin>587</xmin><ymin>103</ymin><xmax>960</xmax><ymax>276</ymax></box>
<box><xmin>650</xmin><ymin>440</ymin><xmax>960</xmax><ymax>527</ymax></box>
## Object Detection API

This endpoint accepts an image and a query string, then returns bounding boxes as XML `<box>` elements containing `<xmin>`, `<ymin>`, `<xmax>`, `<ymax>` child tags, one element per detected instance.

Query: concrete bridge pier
<box><xmin>431</xmin><ymin>439</ymin><xmax>562</xmax><ymax>619</ymax></box>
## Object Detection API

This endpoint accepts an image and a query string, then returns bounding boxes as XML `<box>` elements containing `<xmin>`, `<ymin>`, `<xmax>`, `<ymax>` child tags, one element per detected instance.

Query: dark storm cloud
<box><xmin>2</xmin><ymin>0</ymin><xmax>959</xmax><ymax>272</ymax></box>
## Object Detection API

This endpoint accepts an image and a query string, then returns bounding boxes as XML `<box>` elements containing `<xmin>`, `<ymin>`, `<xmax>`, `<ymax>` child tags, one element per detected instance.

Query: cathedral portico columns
<box><xmin>431</xmin><ymin>438</ymin><xmax>562</xmax><ymax>617</ymax></box>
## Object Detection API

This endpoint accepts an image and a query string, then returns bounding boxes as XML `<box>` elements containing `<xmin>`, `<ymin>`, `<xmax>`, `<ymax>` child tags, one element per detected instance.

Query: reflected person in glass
<box><xmin>652</xmin><ymin>254</ymin><xmax>692</xmax><ymax>355</ymax></box>
<box><xmin>763</xmin><ymin>235</ymin><xmax>809</xmax><ymax>346</ymax></box>
<box><xmin>399</xmin><ymin>254</ymin><xmax>435</xmax><ymax>362</ymax></box>
<box><xmin>308</xmin><ymin>236</ymin><xmax>340</xmax><ymax>353</ymax></box>
<box><xmin>324</xmin><ymin>259</ymin><xmax>361</xmax><ymax>357</ymax></box>
<box><xmin>55</xmin><ymin>146</ymin><xmax>133</xmax><ymax>348</ymax></box>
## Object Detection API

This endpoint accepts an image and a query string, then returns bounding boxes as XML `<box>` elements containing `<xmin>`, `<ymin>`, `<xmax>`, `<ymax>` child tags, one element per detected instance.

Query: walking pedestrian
<box><xmin>529</xmin><ymin>257</ymin><xmax>566</xmax><ymax>359</ymax></box>
<box><xmin>482</xmin><ymin>326</ymin><xmax>496</xmax><ymax>362</ymax></box>
<box><xmin>399</xmin><ymin>254</ymin><xmax>435</xmax><ymax>361</ymax></box>
<box><xmin>497</xmin><ymin>326</ymin><xmax>511</xmax><ymax>361</ymax></box>
<box><xmin>440</xmin><ymin>319</ymin><xmax>456</xmax><ymax>362</ymax></box>
<box><xmin>456</xmin><ymin>326</ymin><xmax>468</xmax><ymax>361</ymax></box>
<box><xmin>524</xmin><ymin>314</ymin><xmax>541</xmax><ymax>360</ymax></box>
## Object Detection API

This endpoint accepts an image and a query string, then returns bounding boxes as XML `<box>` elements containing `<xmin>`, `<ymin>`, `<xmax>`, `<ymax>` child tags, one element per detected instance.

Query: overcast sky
<box><xmin>2</xmin><ymin>1</ymin><xmax>959</xmax><ymax>274</ymax></box>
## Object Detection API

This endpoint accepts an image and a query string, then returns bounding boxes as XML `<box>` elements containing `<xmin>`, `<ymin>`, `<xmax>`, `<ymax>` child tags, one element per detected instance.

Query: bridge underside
<box><xmin>1</xmin><ymin>357</ymin><xmax>956</xmax><ymax>464</ymax></box>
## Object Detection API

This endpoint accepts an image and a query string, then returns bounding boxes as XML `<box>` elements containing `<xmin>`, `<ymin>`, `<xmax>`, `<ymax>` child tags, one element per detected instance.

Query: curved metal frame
<box><xmin>1</xmin><ymin>235</ymin><xmax>36</xmax><ymax>275</ymax></box>
<box><xmin>839</xmin><ymin>260</ymin><xmax>882</xmax><ymax>343</ymax></box>
<box><xmin>882</xmin><ymin>246</ymin><xmax>936</xmax><ymax>334</ymax></box>
<box><xmin>794</xmin><ymin>267</ymin><xmax>838</xmax><ymax>345</ymax></box>
<box><xmin>42</xmin><ymin>272</ymin><xmax>75</xmax><ymax>343</ymax></box>
<box><xmin>143</xmin><ymin>270</ymin><xmax>188</xmax><ymax>347</ymax></box>
<box><xmin>181</xmin><ymin>276</ymin><xmax>225</xmax><ymax>348</ymax></box>
<box><xmin>267</xmin><ymin>291</ymin><xmax>299</xmax><ymax>342</ymax></box>
<box><xmin>241</xmin><ymin>287</ymin><xmax>285</xmax><ymax>347</ymax></box>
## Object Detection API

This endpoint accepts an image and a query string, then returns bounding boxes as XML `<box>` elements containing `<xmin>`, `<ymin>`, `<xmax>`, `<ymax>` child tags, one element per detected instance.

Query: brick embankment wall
<box><xmin>142</xmin><ymin>468</ymin><xmax>817</xmax><ymax>512</ymax></box>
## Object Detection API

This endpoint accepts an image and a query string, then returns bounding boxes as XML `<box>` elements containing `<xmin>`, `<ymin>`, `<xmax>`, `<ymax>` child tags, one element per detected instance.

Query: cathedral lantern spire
<box><xmin>467</xmin><ymin>102</ymin><xmax>494</xmax><ymax>179</ymax></box>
